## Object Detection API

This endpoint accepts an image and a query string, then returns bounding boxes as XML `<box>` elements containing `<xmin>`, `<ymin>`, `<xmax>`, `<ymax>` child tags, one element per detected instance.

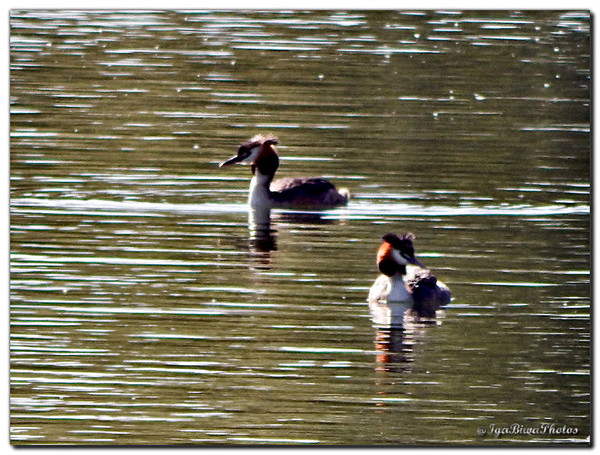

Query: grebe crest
<box><xmin>377</xmin><ymin>232</ymin><xmax>424</xmax><ymax>277</ymax></box>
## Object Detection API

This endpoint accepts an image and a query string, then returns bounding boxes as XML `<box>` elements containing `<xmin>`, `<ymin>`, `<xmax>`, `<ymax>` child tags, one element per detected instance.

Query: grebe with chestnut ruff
<box><xmin>368</xmin><ymin>232</ymin><xmax>451</xmax><ymax>327</ymax></box>
<box><xmin>219</xmin><ymin>134</ymin><xmax>349</xmax><ymax>210</ymax></box>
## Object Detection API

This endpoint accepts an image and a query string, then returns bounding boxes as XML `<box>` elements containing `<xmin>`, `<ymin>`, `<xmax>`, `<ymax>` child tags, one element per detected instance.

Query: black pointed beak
<box><xmin>409</xmin><ymin>256</ymin><xmax>426</xmax><ymax>268</ymax></box>
<box><xmin>219</xmin><ymin>154</ymin><xmax>245</xmax><ymax>167</ymax></box>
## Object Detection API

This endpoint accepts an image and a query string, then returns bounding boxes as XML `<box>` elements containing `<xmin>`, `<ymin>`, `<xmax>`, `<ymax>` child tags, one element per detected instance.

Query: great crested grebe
<box><xmin>219</xmin><ymin>134</ymin><xmax>349</xmax><ymax>210</ymax></box>
<box><xmin>368</xmin><ymin>233</ymin><xmax>451</xmax><ymax>327</ymax></box>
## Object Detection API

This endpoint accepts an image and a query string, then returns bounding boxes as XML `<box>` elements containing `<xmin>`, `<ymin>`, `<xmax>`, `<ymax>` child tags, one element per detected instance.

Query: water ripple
<box><xmin>11</xmin><ymin>197</ymin><xmax>589</xmax><ymax>218</ymax></box>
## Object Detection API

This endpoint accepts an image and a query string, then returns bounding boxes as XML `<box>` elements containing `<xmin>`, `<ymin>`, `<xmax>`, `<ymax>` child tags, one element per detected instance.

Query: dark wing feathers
<box><xmin>269</xmin><ymin>177</ymin><xmax>346</xmax><ymax>207</ymax></box>
<box><xmin>270</xmin><ymin>177</ymin><xmax>335</xmax><ymax>194</ymax></box>
<box><xmin>405</xmin><ymin>266</ymin><xmax>451</xmax><ymax>318</ymax></box>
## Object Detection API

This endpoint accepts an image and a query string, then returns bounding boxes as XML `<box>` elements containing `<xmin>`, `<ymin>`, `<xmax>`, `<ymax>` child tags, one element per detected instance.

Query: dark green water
<box><xmin>10</xmin><ymin>10</ymin><xmax>590</xmax><ymax>445</ymax></box>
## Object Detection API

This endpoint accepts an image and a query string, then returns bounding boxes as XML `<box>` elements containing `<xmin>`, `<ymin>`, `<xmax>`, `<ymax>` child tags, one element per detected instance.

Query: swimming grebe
<box><xmin>368</xmin><ymin>233</ymin><xmax>451</xmax><ymax>327</ymax></box>
<box><xmin>219</xmin><ymin>134</ymin><xmax>349</xmax><ymax>210</ymax></box>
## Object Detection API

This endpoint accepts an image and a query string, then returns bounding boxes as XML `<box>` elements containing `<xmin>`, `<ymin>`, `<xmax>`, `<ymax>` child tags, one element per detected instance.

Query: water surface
<box><xmin>10</xmin><ymin>10</ymin><xmax>590</xmax><ymax>445</ymax></box>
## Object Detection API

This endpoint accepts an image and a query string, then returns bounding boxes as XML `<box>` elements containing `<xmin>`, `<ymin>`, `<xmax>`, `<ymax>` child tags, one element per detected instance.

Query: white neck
<box><xmin>386</xmin><ymin>273</ymin><xmax>412</xmax><ymax>302</ymax></box>
<box><xmin>248</xmin><ymin>170</ymin><xmax>273</xmax><ymax>210</ymax></box>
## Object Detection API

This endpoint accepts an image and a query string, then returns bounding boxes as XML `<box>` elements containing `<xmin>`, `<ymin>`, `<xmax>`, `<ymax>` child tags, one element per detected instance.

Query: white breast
<box><xmin>248</xmin><ymin>171</ymin><xmax>273</xmax><ymax>210</ymax></box>
<box><xmin>388</xmin><ymin>274</ymin><xmax>412</xmax><ymax>302</ymax></box>
<box><xmin>368</xmin><ymin>274</ymin><xmax>413</xmax><ymax>328</ymax></box>
<box><xmin>368</xmin><ymin>274</ymin><xmax>412</xmax><ymax>303</ymax></box>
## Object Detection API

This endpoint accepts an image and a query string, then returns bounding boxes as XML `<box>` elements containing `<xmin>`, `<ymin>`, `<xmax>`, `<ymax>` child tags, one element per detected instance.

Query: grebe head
<box><xmin>219</xmin><ymin>135</ymin><xmax>279</xmax><ymax>175</ymax></box>
<box><xmin>377</xmin><ymin>232</ymin><xmax>425</xmax><ymax>276</ymax></box>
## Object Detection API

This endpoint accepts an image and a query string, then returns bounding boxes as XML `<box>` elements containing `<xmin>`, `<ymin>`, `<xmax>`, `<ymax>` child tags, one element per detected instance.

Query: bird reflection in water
<box><xmin>375</xmin><ymin>328</ymin><xmax>414</xmax><ymax>371</ymax></box>
<box><xmin>247</xmin><ymin>207</ymin><xmax>344</xmax><ymax>269</ymax></box>
<box><xmin>248</xmin><ymin>207</ymin><xmax>277</xmax><ymax>260</ymax></box>
<box><xmin>373</xmin><ymin>316</ymin><xmax>441</xmax><ymax>375</ymax></box>
<box><xmin>372</xmin><ymin>320</ymin><xmax>442</xmax><ymax>411</ymax></box>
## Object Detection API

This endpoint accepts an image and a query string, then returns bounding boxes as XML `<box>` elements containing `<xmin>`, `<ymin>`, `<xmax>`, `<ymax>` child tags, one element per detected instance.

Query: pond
<box><xmin>9</xmin><ymin>9</ymin><xmax>590</xmax><ymax>445</ymax></box>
